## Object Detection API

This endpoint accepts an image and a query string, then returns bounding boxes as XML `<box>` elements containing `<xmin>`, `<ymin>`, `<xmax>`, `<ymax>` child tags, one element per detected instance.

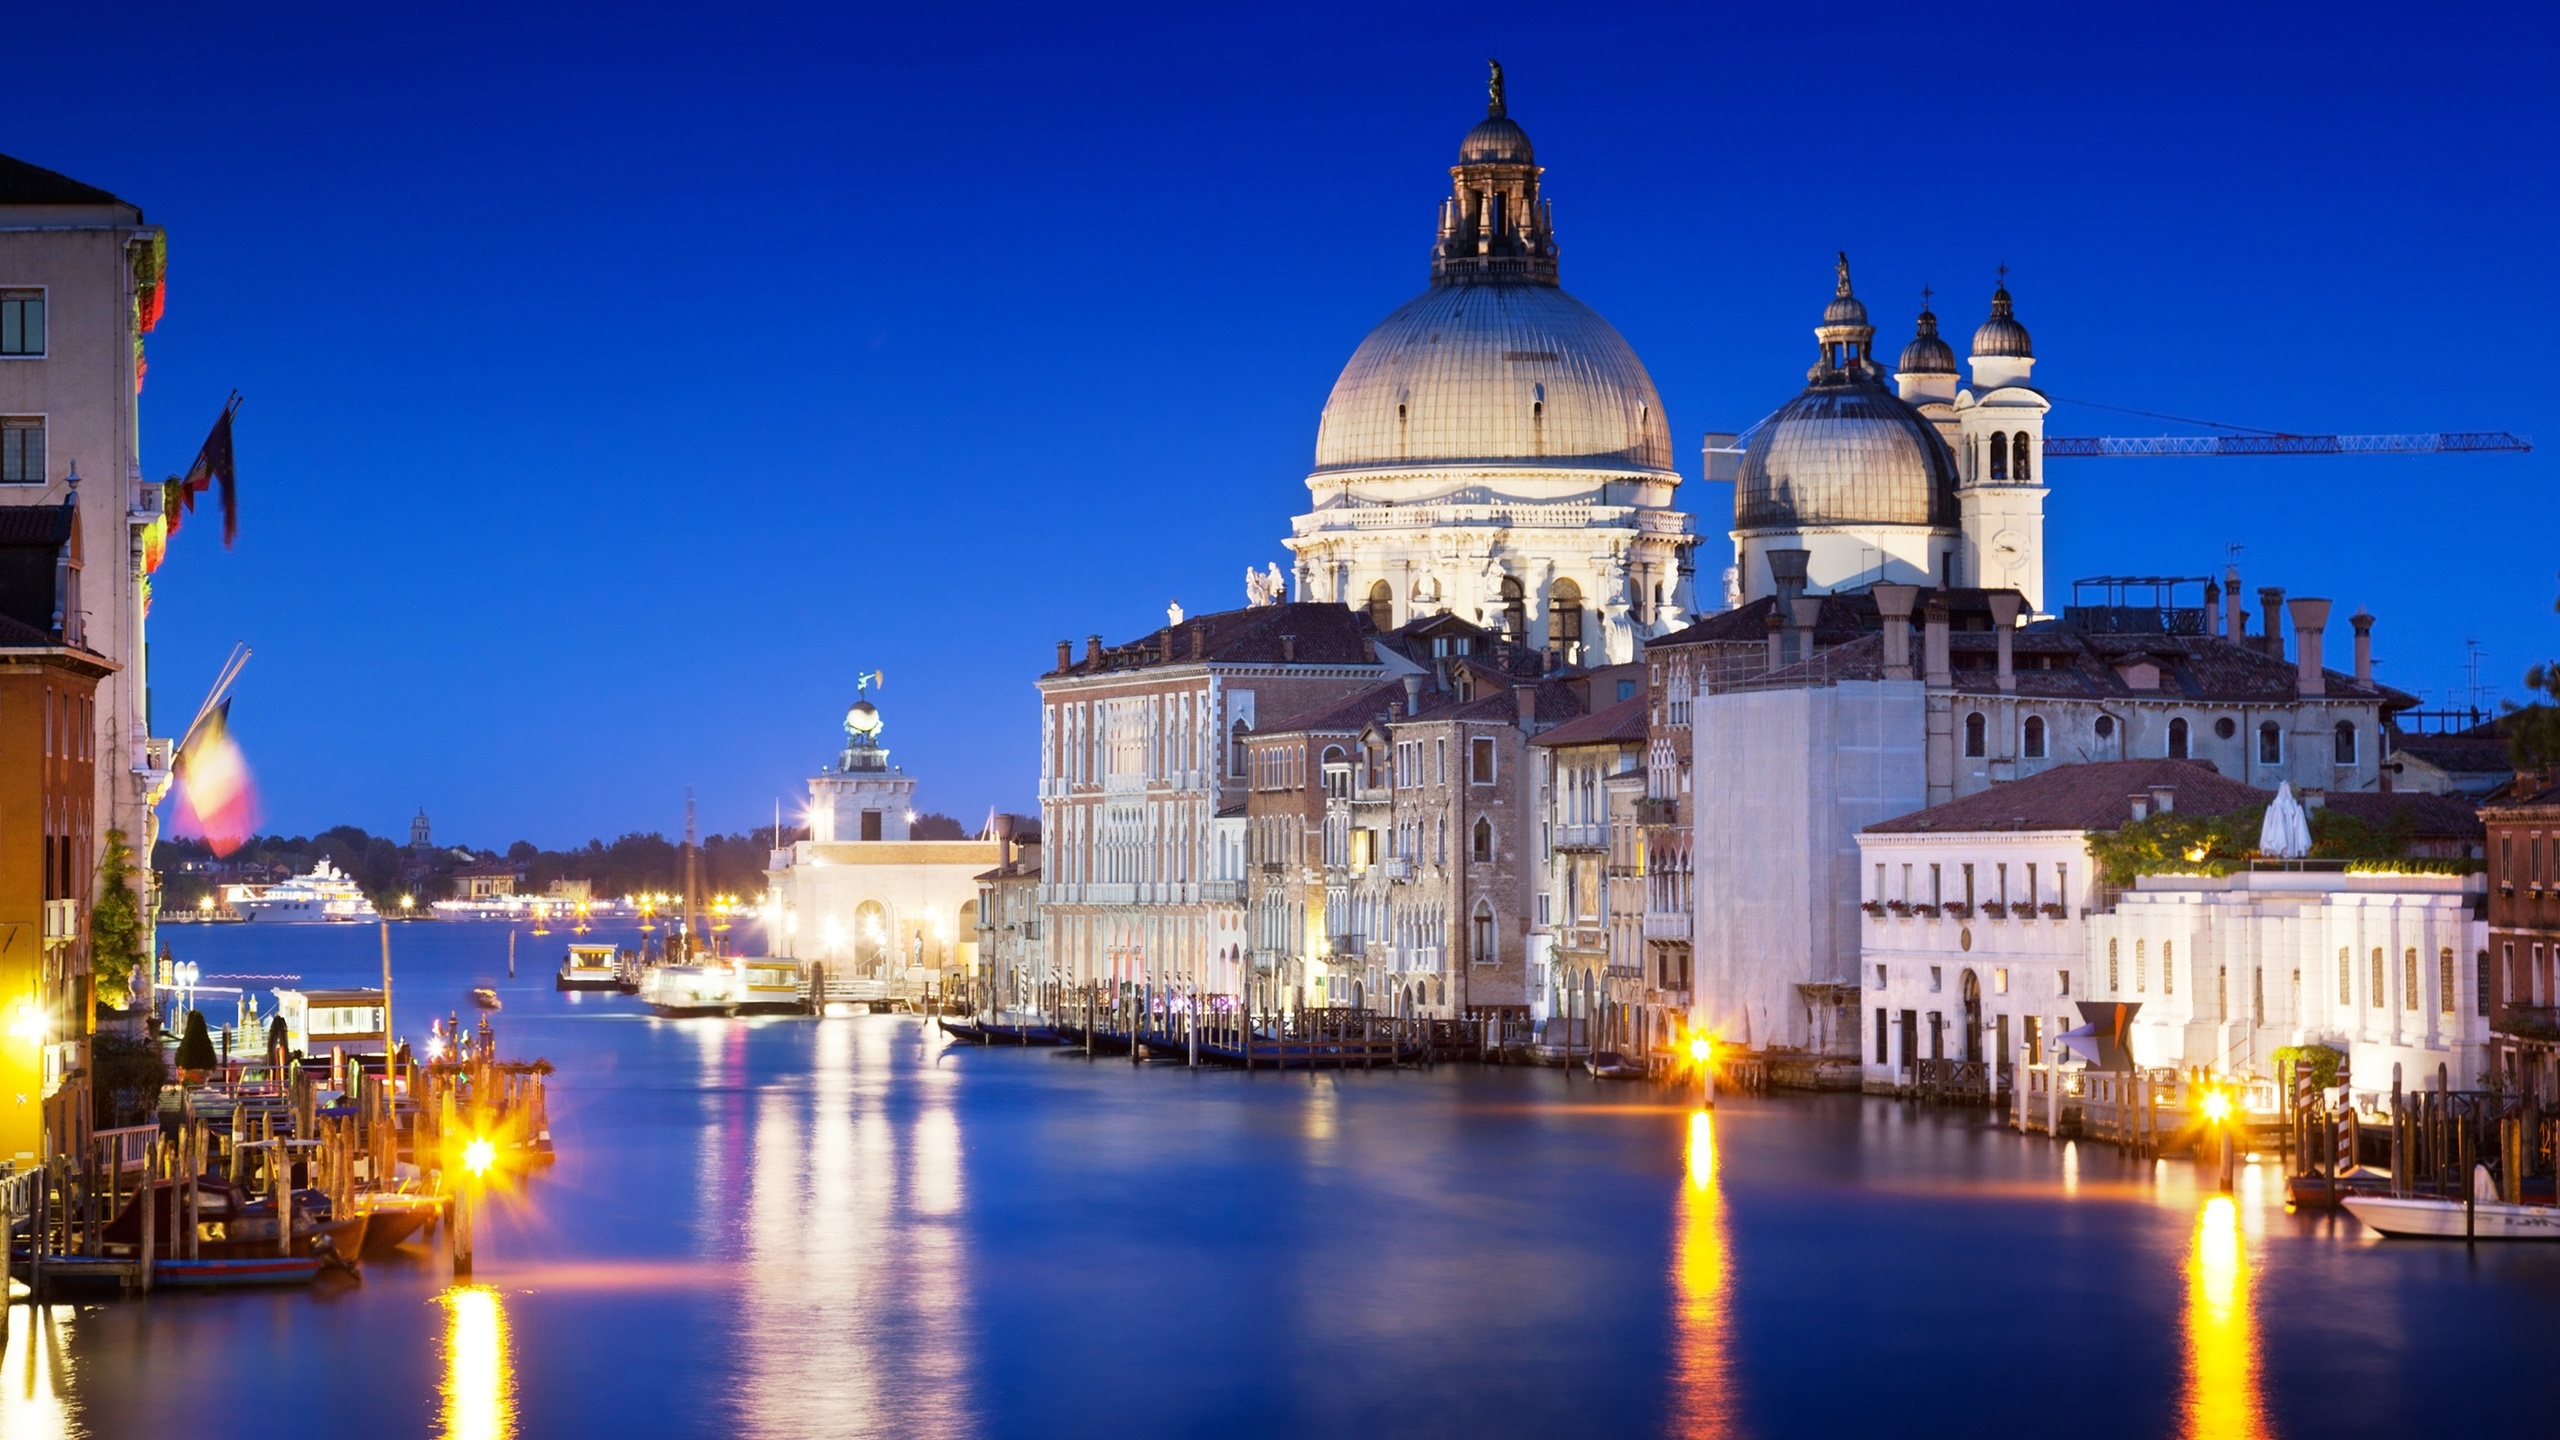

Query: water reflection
<box><xmin>440</xmin><ymin>1284</ymin><xmax>517</xmax><ymax>1440</ymax></box>
<box><xmin>2179</xmin><ymin>1195</ymin><xmax>2267</xmax><ymax>1440</ymax></box>
<box><xmin>0</xmin><ymin>1306</ymin><xmax>74</xmax><ymax>1440</ymax></box>
<box><xmin>1669</xmin><ymin>1110</ymin><xmax>1733</xmax><ymax>1437</ymax></box>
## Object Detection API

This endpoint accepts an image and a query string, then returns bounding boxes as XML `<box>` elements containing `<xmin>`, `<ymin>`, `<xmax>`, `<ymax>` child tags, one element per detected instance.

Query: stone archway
<box><xmin>1960</xmin><ymin>968</ymin><xmax>1983</xmax><ymax>1064</ymax></box>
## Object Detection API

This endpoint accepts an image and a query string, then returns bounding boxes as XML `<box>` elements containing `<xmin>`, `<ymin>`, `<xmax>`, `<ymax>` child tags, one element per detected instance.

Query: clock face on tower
<box><xmin>1990</xmin><ymin>529</ymin><xmax>2025</xmax><ymax>573</ymax></box>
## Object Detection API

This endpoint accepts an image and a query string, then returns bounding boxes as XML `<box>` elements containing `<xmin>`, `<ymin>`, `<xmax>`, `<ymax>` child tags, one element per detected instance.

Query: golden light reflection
<box><xmin>1669</xmin><ymin>1109</ymin><xmax>1733</xmax><ymax>1437</ymax></box>
<box><xmin>0</xmin><ymin>1305</ymin><xmax>73</xmax><ymax>1440</ymax></box>
<box><xmin>440</xmin><ymin>1284</ymin><xmax>517</xmax><ymax>1440</ymax></box>
<box><xmin>2179</xmin><ymin>1195</ymin><xmax>2268</xmax><ymax>1440</ymax></box>
<box><xmin>2062</xmin><ymin>1140</ymin><xmax>2080</xmax><ymax>1196</ymax></box>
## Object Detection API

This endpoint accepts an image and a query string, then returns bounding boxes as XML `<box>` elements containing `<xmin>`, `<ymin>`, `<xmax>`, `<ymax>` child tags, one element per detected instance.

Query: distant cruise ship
<box><xmin>236</xmin><ymin>860</ymin><xmax>380</xmax><ymax>923</ymax></box>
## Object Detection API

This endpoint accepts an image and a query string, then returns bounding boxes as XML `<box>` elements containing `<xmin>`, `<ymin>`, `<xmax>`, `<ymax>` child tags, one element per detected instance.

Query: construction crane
<box><xmin>2041</xmin><ymin>431</ymin><xmax>2531</xmax><ymax>458</ymax></box>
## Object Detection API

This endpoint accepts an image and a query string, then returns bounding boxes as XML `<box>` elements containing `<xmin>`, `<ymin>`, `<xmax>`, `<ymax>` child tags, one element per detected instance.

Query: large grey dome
<box><xmin>1460</xmin><ymin>114</ymin><xmax>1534</xmax><ymax>163</ymax></box>
<box><xmin>1734</xmin><ymin>373</ymin><xmax>1957</xmax><ymax>530</ymax></box>
<box><xmin>1313</xmin><ymin>281</ymin><xmax>1674</xmax><ymax>475</ymax></box>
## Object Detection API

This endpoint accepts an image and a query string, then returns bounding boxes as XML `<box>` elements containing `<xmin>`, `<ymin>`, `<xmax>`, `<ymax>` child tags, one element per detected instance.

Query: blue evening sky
<box><xmin>14</xmin><ymin>0</ymin><xmax>2553</xmax><ymax>847</ymax></box>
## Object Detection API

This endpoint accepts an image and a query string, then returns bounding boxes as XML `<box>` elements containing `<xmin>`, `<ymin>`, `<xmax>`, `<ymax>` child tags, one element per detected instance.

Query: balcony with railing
<box><xmin>1642</xmin><ymin>910</ymin><xmax>1690</xmax><ymax>940</ymax></box>
<box><xmin>1199</xmin><ymin>879</ymin><xmax>1245</xmax><ymax>903</ymax></box>
<box><xmin>1635</xmin><ymin>796</ymin><xmax>1678</xmax><ymax>828</ymax></box>
<box><xmin>1383</xmin><ymin>856</ymin><xmax>1415</xmax><ymax>882</ymax></box>
<box><xmin>1553</xmin><ymin>821</ymin><xmax>1609</xmax><ymax>852</ymax></box>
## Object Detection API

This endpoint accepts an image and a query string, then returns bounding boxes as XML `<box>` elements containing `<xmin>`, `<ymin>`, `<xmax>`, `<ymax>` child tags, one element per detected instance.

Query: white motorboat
<box><xmin>639</xmin><ymin>963</ymin><xmax>737</xmax><ymax>1017</ymax></box>
<box><xmin>2343</xmin><ymin>1167</ymin><xmax>2560</xmax><ymax>1241</ymax></box>
<box><xmin>555</xmin><ymin>944</ymin><xmax>624</xmax><ymax>992</ymax></box>
<box><xmin>236</xmin><ymin>860</ymin><xmax>379</xmax><ymax>923</ymax></box>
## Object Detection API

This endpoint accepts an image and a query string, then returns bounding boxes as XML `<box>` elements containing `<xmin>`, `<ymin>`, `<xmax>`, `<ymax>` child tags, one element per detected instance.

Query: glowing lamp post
<box><xmin>453</xmin><ymin>1132</ymin><xmax>496</xmax><ymax>1276</ymax></box>
<box><xmin>2202</xmin><ymin>1086</ymin><xmax>2235</xmax><ymax>1191</ymax></box>
<box><xmin>1689</xmin><ymin>1033</ymin><xmax>1715</xmax><ymax>1109</ymax></box>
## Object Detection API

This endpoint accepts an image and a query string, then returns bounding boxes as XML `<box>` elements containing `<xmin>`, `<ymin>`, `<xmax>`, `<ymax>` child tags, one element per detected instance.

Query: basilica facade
<box><xmin>1283</xmin><ymin>70</ymin><xmax>1698</xmax><ymax>666</ymax></box>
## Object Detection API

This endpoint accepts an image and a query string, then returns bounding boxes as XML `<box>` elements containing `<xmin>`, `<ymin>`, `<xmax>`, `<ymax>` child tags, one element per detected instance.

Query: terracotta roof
<box><xmin>1259</xmin><ymin>681</ymin><xmax>1406</xmax><ymax>736</ymax></box>
<box><xmin>0</xmin><ymin>613</ymin><xmax>55</xmax><ymax>647</ymax></box>
<box><xmin>1864</xmin><ymin>759</ymin><xmax>2259</xmax><ymax>834</ymax></box>
<box><xmin>1943</xmin><ymin>629</ymin><xmax>2410</xmax><ymax>707</ymax></box>
<box><xmin>1529</xmin><ymin>694</ymin><xmax>1649</xmax><ymax>748</ymax></box>
<box><xmin>2318</xmin><ymin>790</ymin><xmax>2482</xmax><ymax>839</ymax></box>
<box><xmin>0</xmin><ymin>152</ymin><xmax>127</xmax><ymax>209</ymax></box>
<box><xmin>0</xmin><ymin>502</ymin><xmax>74</xmax><ymax>546</ymax></box>
<box><xmin>2389</xmin><ymin>734</ymin><xmax>2513</xmax><ymax>775</ymax></box>
<box><xmin>1052</xmin><ymin>602</ymin><xmax>1377</xmax><ymax>676</ymax></box>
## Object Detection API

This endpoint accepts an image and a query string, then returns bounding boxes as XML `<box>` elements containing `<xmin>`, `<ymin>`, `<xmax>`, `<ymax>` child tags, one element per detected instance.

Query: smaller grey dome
<box><xmin>1898</xmin><ymin>302</ymin><xmax>1956</xmax><ymax>374</ymax></box>
<box><xmin>1972</xmin><ymin>282</ymin><xmax>2033</xmax><ymax>358</ymax></box>
<box><xmin>1460</xmin><ymin>114</ymin><xmax>1534</xmax><ymax>163</ymax></box>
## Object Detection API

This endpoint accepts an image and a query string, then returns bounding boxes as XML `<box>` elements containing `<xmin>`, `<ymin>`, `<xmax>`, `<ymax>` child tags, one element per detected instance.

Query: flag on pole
<box><xmin>176</xmin><ymin>393</ymin><xmax>242</xmax><ymax>547</ymax></box>
<box><xmin>174</xmin><ymin>698</ymin><xmax>257</xmax><ymax>855</ymax></box>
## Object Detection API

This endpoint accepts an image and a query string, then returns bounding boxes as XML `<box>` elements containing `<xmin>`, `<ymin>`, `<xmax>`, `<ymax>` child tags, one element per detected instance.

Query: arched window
<box><xmin>2022</xmin><ymin>715</ymin><xmax>2047</xmax><ymax>759</ymax></box>
<box><xmin>2013</xmin><ymin>431</ymin><xmax>2033</xmax><ymax>482</ymax></box>
<box><xmin>1989</xmin><ymin>432</ymin><xmax>2009</xmax><ymax>480</ymax></box>
<box><xmin>1548</xmin><ymin>578</ymin><xmax>1584</xmax><ymax>654</ymax></box>
<box><xmin>2259</xmin><ymin>721</ymin><xmax>2283</xmax><ymax>766</ymax></box>
<box><xmin>1470</xmin><ymin>902</ymin><xmax>1495</xmax><ymax>964</ymax></box>
<box><xmin>1472</xmin><ymin>816</ymin><xmax>1493</xmax><ymax>863</ymax></box>
<box><xmin>2168</xmin><ymin>717</ymin><xmax>2190</xmax><ymax>759</ymax></box>
<box><xmin>1500</xmin><ymin>575</ymin><xmax>1526</xmax><ymax>638</ymax></box>
<box><xmin>1964</xmin><ymin>711</ymin><xmax>1986</xmax><ymax>757</ymax></box>
<box><xmin>1229</xmin><ymin>718</ymin><xmax>1250</xmax><ymax>777</ymax></box>
<box><xmin>2334</xmin><ymin>721</ymin><xmax>2357</xmax><ymax>764</ymax></box>
<box><xmin>1367</xmin><ymin>580</ymin><xmax>1394</xmax><ymax>634</ymax></box>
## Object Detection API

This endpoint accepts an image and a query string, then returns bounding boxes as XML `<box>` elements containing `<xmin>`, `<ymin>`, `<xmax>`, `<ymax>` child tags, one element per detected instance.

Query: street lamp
<box><xmin>2202</xmin><ymin>1086</ymin><xmax>2235</xmax><ymax>1191</ymax></box>
<box><xmin>1688</xmin><ymin>1033</ymin><xmax>1715</xmax><ymax>1109</ymax></box>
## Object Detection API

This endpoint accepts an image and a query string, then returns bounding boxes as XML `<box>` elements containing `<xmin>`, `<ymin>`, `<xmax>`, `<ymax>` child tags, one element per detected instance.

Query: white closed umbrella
<box><xmin>2258</xmin><ymin>781</ymin><xmax>2313</xmax><ymax>858</ymax></box>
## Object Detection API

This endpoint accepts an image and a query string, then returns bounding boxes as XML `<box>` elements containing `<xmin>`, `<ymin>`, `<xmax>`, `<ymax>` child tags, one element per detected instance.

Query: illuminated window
<box><xmin>1548</xmin><ymin>578</ymin><xmax>1584</xmax><ymax>654</ymax></box>
<box><xmin>2163</xmin><ymin>941</ymin><xmax>2175</xmax><ymax>995</ymax></box>
<box><xmin>2439</xmin><ymin>947</ymin><xmax>2455</xmax><ymax>1013</ymax></box>
<box><xmin>2370</xmin><ymin>947</ymin><xmax>2385</xmax><ymax>1007</ymax></box>
<box><xmin>2108</xmin><ymin>938</ymin><xmax>2119</xmax><ymax>993</ymax></box>
<box><xmin>2402</xmin><ymin>947</ymin><xmax>2418</xmax><ymax>1011</ymax></box>
<box><xmin>2339</xmin><ymin>947</ymin><xmax>2351</xmax><ymax>1005</ymax></box>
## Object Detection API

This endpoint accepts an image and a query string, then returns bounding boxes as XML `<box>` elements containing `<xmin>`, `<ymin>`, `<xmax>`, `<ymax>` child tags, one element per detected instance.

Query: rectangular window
<box><xmin>2505</xmin><ymin>942</ymin><xmax>2517</xmax><ymax>1004</ymax></box>
<box><xmin>2340</xmin><ymin>947</ymin><xmax>2352</xmax><ymax>1005</ymax></box>
<box><xmin>1</xmin><ymin>417</ymin><xmax>43</xmax><ymax>485</ymax></box>
<box><xmin>2163</xmin><ymin>941</ymin><xmax>2174</xmax><ymax>995</ymax></box>
<box><xmin>1434</xmin><ymin>738</ymin><xmax>1446</xmax><ymax>786</ymax></box>
<box><xmin>2136</xmin><ymin>938</ymin><xmax>2147</xmax><ymax>992</ymax></box>
<box><xmin>1930</xmin><ymin>864</ymin><xmax>1942</xmax><ymax>906</ymax></box>
<box><xmin>1875</xmin><ymin>1007</ymin><xmax>1888</xmax><ymax>1064</ymax></box>
<box><xmin>2025</xmin><ymin>863</ymin><xmax>2038</xmax><ymax>908</ymax></box>
<box><xmin>1874</xmin><ymin>963</ymin><xmax>1887</xmax><ymax>989</ymax></box>
<box><xmin>1874</xmin><ymin>863</ymin><xmax>1885</xmax><ymax>902</ymax></box>
<box><xmin>1470</xmin><ymin>736</ymin><xmax>1496</xmax><ymax>785</ymax></box>
<box><xmin>0</xmin><ymin>291</ymin><xmax>41</xmax><ymax>356</ymax></box>
<box><xmin>2108</xmin><ymin>938</ymin><xmax>2120</xmax><ymax>993</ymax></box>
<box><xmin>2371</xmin><ymin>947</ymin><xmax>2385</xmax><ymax>1008</ymax></box>
<box><xmin>1962</xmin><ymin>863</ymin><xmax>1976</xmax><ymax>906</ymax></box>
<box><xmin>1928</xmin><ymin>965</ymin><xmax>1942</xmax><ymax>993</ymax></box>
<box><xmin>1994</xmin><ymin>966</ymin><xmax>2009</xmax><ymax>995</ymax></box>
<box><xmin>2402</xmin><ymin>947</ymin><xmax>2418</xmax><ymax>1011</ymax></box>
<box><xmin>2057</xmin><ymin>970</ymin><xmax>2071</xmax><ymax>996</ymax></box>
<box><xmin>2439</xmin><ymin>947</ymin><xmax>2455</xmax><ymax>1014</ymax></box>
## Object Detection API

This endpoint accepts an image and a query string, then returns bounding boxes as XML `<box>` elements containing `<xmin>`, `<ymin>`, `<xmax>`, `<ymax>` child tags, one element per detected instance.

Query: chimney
<box><xmin>1083</xmin><ymin>634</ymin><xmax>1102</xmax><ymax>666</ymax></box>
<box><xmin>1789</xmin><ymin>597</ymin><xmax>1823</xmax><ymax>665</ymax></box>
<box><xmin>1514</xmin><ymin>682</ymin><xmax>1536</xmax><ymax>732</ymax></box>
<box><xmin>1874</xmin><ymin>583</ymin><xmax>1918</xmax><ymax>681</ymax></box>
<box><xmin>1057</xmin><ymin>640</ymin><xmax>1072</xmax><ymax>671</ymax></box>
<box><xmin>1160</xmin><ymin>629</ymin><xmax>1175</xmax><ymax>663</ymax></box>
<box><xmin>1191</xmin><ymin>628</ymin><xmax>1207</xmax><ymax>661</ymax></box>
<box><xmin>2222</xmin><ymin>564</ymin><xmax>2244</xmax><ymax>641</ymax></box>
<box><xmin>1280</xmin><ymin>634</ymin><xmax>1296</xmax><ymax>663</ymax></box>
<box><xmin>2350</xmin><ymin>608</ymin><xmax>2373</xmax><ymax>684</ymax></box>
<box><xmin>2129</xmin><ymin>794</ymin><xmax>2151</xmax><ymax>822</ymax></box>
<box><xmin>2148</xmin><ymin>784</ymin><xmax>2176</xmax><ymax>815</ymax></box>
<box><xmin>2258</xmin><ymin>587</ymin><xmax>2286</xmax><ymax>661</ymax></box>
<box><xmin>1922</xmin><ymin>600</ymin><xmax>1952</xmax><ymax>687</ymax></box>
<box><xmin>1765</xmin><ymin>610</ymin><xmax>1785</xmax><ymax>672</ymax></box>
<box><xmin>1767</xmin><ymin>548</ymin><xmax>1812</xmax><ymax>610</ymax></box>
<box><xmin>1404</xmin><ymin>674</ymin><xmax>1424</xmax><ymax>717</ymax></box>
<box><xmin>2287</xmin><ymin>597</ymin><xmax>2331</xmax><ymax>697</ymax></box>
<box><xmin>1988</xmin><ymin>592</ymin><xmax>2022</xmax><ymax>692</ymax></box>
<box><xmin>994</xmin><ymin>812</ymin><xmax>1019</xmax><ymax>862</ymax></box>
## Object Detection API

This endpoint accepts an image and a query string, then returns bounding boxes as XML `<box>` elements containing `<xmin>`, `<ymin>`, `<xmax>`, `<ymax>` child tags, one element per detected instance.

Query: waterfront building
<box><xmin>0</xmin><ymin>491</ymin><xmax>111</xmax><ymax>1160</ymax></box>
<box><xmin>970</xmin><ymin>815</ymin><xmax>1043</xmax><ymax>1012</ymax></box>
<box><xmin>1857</xmin><ymin>759</ymin><xmax>2489</xmax><ymax>1099</ymax></box>
<box><xmin>1530</xmin><ymin>694</ymin><xmax>1675</xmax><ymax>1054</ymax></box>
<box><xmin>1038</xmin><ymin>601</ymin><xmax>1387</xmax><ymax>1001</ymax></box>
<box><xmin>0</xmin><ymin>154</ymin><xmax>172</xmax><ymax>974</ymax></box>
<box><xmin>449</xmin><ymin>857</ymin><xmax>518</xmax><ymax>900</ymax></box>
<box><xmin>1283</xmin><ymin>72</ymin><xmax>1698</xmax><ymax>663</ymax></box>
<box><xmin>1244</xmin><ymin>681</ymin><xmax>1401</xmax><ymax>1007</ymax></box>
<box><xmin>2389</xmin><ymin>725</ymin><xmax>2516</xmax><ymax>798</ymax></box>
<box><xmin>765</xmin><ymin>697</ymin><xmax>994</xmax><ymax>990</ymax></box>
<box><xmin>2483</xmin><ymin>777</ymin><xmax>2560</xmax><ymax>1095</ymax></box>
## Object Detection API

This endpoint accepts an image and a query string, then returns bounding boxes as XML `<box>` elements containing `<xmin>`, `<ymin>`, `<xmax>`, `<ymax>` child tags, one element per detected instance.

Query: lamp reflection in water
<box><xmin>1</xmin><ymin>1306</ymin><xmax>74</xmax><ymax>1440</ymax></box>
<box><xmin>2179</xmin><ymin>1195</ymin><xmax>2267</xmax><ymax>1440</ymax></box>
<box><xmin>439</xmin><ymin>1284</ymin><xmax>517</xmax><ymax>1440</ymax></box>
<box><xmin>1668</xmin><ymin>1109</ymin><xmax>1734</xmax><ymax>1437</ymax></box>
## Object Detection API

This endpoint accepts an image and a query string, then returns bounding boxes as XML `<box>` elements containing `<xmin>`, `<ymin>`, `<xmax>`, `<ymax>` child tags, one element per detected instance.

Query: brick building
<box><xmin>2485</xmin><ymin>778</ymin><xmax>2560</xmax><ymax>1094</ymax></box>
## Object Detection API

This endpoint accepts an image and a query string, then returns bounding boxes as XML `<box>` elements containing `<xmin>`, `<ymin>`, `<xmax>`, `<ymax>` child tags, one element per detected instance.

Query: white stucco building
<box><xmin>765</xmin><ymin>698</ymin><xmax>995</xmax><ymax>988</ymax></box>
<box><xmin>1284</xmin><ymin>67</ymin><xmax>1698</xmax><ymax>664</ymax></box>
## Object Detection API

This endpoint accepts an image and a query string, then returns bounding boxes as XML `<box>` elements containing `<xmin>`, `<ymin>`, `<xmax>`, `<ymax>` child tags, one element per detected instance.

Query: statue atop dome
<box><xmin>1488</xmin><ymin>58</ymin><xmax>1505</xmax><ymax>117</ymax></box>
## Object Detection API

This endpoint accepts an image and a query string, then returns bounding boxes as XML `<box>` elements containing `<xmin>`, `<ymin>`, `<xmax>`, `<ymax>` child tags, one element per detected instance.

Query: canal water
<box><xmin>14</xmin><ymin>919</ymin><xmax>2558</xmax><ymax>1438</ymax></box>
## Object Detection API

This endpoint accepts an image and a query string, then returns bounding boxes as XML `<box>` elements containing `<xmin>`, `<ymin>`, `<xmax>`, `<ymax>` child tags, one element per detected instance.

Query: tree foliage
<box><xmin>2086</xmin><ymin>803</ymin><xmax>2426</xmax><ymax>888</ymax></box>
<box><xmin>174</xmin><ymin>1010</ymin><xmax>217</xmax><ymax>1073</ymax></box>
<box><xmin>2273</xmin><ymin>1043</ymin><xmax>2347</xmax><ymax>1092</ymax></box>
<box><xmin>89</xmin><ymin>828</ymin><xmax>147</xmax><ymax>1009</ymax></box>
<box><xmin>2506</xmin><ymin>585</ymin><xmax>2560</xmax><ymax>774</ymax></box>
<box><xmin>92</xmin><ymin>1029</ymin><xmax>169</xmax><ymax>1127</ymax></box>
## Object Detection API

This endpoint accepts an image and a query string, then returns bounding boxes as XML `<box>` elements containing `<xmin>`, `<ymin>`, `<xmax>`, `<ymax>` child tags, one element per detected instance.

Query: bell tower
<box><xmin>1953</xmin><ymin>272</ymin><xmax>2050</xmax><ymax>613</ymax></box>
